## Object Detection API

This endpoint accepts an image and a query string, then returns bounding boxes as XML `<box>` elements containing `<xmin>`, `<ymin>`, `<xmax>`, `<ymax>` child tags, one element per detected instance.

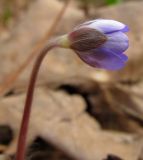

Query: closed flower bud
<box><xmin>58</xmin><ymin>19</ymin><xmax>129</xmax><ymax>70</ymax></box>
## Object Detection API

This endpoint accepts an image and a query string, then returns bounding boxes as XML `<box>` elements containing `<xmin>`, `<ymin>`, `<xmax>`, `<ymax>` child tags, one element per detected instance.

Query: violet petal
<box><xmin>77</xmin><ymin>19</ymin><xmax>128</xmax><ymax>34</ymax></box>
<box><xmin>102</xmin><ymin>31</ymin><xmax>129</xmax><ymax>54</ymax></box>
<box><xmin>76</xmin><ymin>48</ymin><xmax>128</xmax><ymax>70</ymax></box>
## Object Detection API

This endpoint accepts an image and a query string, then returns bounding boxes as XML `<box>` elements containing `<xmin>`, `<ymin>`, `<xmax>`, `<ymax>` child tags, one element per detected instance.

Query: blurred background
<box><xmin>0</xmin><ymin>0</ymin><xmax>143</xmax><ymax>160</ymax></box>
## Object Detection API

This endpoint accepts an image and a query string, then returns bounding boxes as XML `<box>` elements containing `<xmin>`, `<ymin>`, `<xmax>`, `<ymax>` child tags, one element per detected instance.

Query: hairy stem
<box><xmin>15</xmin><ymin>40</ymin><xmax>58</xmax><ymax>160</ymax></box>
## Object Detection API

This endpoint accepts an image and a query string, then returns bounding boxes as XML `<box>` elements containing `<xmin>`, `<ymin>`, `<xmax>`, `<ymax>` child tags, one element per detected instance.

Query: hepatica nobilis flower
<box><xmin>60</xmin><ymin>19</ymin><xmax>129</xmax><ymax>70</ymax></box>
<box><xmin>16</xmin><ymin>19</ymin><xmax>129</xmax><ymax>160</ymax></box>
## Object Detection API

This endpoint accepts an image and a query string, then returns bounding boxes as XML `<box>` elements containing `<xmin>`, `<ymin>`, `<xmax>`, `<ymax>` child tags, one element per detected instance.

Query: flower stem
<box><xmin>15</xmin><ymin>40</ymin><xmax>58</xmax><ymax>160</ymax></box>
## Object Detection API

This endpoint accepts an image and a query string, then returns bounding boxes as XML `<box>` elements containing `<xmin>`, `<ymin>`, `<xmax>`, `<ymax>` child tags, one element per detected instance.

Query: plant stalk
<box><xmin>15</xmin><ymin>40</ymin><xmax>58</xmax><ymax>160</ymax></box>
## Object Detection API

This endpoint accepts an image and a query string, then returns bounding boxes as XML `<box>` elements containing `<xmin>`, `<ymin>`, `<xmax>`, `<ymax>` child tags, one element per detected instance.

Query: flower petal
<box><xmin>76</xmin><ymin>48</ymin><xmax>128</xmax><ymax>70</ymax></box>
<box><xmin>102</xmin><ymin>31</ymin><xmax>129</xmax><ymax>54</ymax></box>
<box><xmin>120</xmin><ymin>25</ymin><xmax>129</xmax><ymax>32</ymax></box>
<box><xmin>77</xmin><ymin>19</ymin><xmax>128</xmax><ymax>34</ymax></box>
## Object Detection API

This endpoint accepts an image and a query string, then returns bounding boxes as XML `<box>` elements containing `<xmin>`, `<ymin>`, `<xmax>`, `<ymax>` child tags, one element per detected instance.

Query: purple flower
<box><xmin>68</xmin><ymin>19</ymin><xmax>129</xmax><ymax>70</ymax></box>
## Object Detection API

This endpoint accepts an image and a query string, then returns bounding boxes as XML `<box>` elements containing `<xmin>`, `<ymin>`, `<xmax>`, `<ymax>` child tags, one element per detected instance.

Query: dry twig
<box><xmin>0</xmin><ymin>0</ymin><xmax>71</xmax><ymax>96</ymax></box>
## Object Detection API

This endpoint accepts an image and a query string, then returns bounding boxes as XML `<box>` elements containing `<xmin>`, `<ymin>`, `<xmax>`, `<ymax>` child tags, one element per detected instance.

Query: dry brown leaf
<box><xmin>0</xmin><ymin>88</ymin><xmax>142</xmax><ymax>160</ymax></box>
